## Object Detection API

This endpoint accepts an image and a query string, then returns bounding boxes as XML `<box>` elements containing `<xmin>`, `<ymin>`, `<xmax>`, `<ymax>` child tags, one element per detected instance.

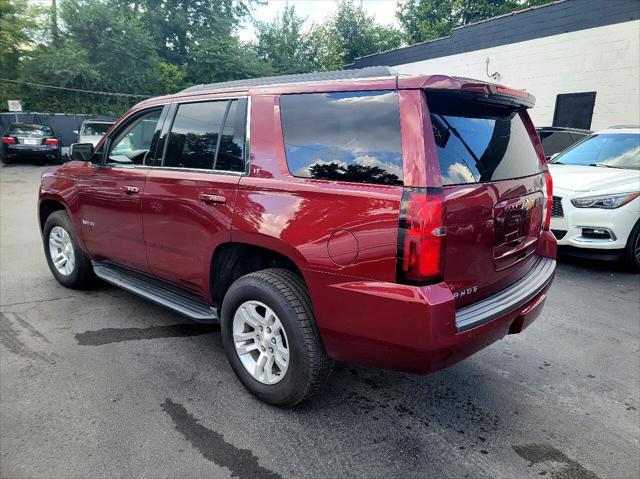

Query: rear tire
<box><xmin>221</xmin><ymin>268</ymin><xmax>332</xmax><ymax>407</ymax></box>
<box><xmin>623</xmin><ymin>220</ymin><xmax>640</xmax><ymax>272</ymax></box>
<box><xmin>43</xmin><ymin>210</ymin><xmax>95</xmax><ymax>288</ymax></box>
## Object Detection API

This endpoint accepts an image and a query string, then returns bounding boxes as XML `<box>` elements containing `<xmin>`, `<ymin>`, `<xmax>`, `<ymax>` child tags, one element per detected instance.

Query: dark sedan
<box><xmin>536</xmin><ymin>126</ymin><xmax>591</xmax><ymax>160</ymax></box>
<box><xmin>1</xmin><ymin>123</ymin><xmax>62</xmax><ymax>164</ymax></box>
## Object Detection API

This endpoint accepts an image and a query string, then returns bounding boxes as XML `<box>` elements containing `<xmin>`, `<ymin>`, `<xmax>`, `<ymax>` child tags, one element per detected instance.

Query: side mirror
<box><xmin>69</xmin><ymin>142</ymin><xmax>94</xmax><ymax>162</ymax></box>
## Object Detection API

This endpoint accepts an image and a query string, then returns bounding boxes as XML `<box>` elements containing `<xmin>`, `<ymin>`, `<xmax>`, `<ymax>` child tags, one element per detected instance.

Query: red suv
<box><xmin>39</xmin><ymin>67</ymin><xmax>556</xmax><ymax>406</ymax></box>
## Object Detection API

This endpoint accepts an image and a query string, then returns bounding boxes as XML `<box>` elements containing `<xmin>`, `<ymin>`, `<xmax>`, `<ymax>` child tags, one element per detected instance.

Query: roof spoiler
<box><xmin>398</xmin><ymin>75</ymin><xmax>535</xmax><ymax>108</ymax></box>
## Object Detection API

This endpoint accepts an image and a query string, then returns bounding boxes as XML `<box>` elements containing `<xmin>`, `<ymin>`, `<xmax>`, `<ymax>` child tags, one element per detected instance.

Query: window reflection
<box><xmin>281</xmin><ymin>91</ymin><xmax>403</xmax><ymax>186</ymax></box>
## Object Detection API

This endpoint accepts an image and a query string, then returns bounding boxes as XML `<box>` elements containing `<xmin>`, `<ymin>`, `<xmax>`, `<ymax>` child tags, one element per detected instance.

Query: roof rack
<box><xmin>180</xmin><ymin>66</ymin><xmax>397</xmax><ymax>93</ymax></box>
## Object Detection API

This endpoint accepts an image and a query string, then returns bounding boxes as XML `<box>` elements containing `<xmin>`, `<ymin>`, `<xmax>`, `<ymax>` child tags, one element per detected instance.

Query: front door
<box><xmin>78</xmin><ymin>107</ymin><xmax>165</xmax><ymax>272</ymax></box>
<box><xmin>142</xmin><ymin>98</ymin><xmax>248</xmax><ymax>296</ymax></box>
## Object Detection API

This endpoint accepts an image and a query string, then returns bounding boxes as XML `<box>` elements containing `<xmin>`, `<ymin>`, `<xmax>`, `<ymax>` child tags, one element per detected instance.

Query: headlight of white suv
<box><xmin>571</xmin><ymin>192</ymin><xmax>640</xmax><ymax>209</ymax></box>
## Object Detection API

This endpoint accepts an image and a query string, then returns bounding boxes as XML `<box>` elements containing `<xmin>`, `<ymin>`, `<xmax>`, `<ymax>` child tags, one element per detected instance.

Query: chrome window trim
<box><xmin>455</xmin><ymin>256</ymin><xmax>555</xmax><ymax>332</ymax></box>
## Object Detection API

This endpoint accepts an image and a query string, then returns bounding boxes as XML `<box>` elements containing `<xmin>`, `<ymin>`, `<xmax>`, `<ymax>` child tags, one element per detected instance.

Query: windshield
<box><xmin>81</xmin><ymin>122</ymin><xmax>113</xmax><ymax>136</ymax></box>
<box><xmin>8</xmin><ymin>124</ymin><xmax>53</xmax><ymax>136</ymax></box>
<box><xmin>550</xmin><ymin>133</ymin><xmax>640</xmax><ymax>170</ymax></box>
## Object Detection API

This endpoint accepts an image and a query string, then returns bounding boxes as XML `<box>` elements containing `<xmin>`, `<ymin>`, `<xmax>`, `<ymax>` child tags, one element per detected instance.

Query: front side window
<box><xmin>108</xmin><ymin>110</ymin><xmax>161</xmax><ymax>165</ymax></box>
<box><xmin>550</xmin><ymin>133</ymin><xmax>639</xmax><ymax>170</ymax></box>
<box><xmin>163</xmin><ymin>99</ymin><xmax>246</xmax><ymax>172</ymax></box>
<box><xmin>427</xmin><ymin>92</ymin><xmax>542</xmax><ymax>186</ymax></box>
<box><xmin>280</xmin><ymin>90</ymin><xmax>403</xmax><ymax>186</ymax></box>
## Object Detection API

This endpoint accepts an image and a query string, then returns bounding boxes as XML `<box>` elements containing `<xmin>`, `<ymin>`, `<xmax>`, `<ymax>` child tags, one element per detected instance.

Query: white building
<box><xmin>351</xmin><ymin>0</ymin><xmax>640</xmax><ymax>131</ymax></box>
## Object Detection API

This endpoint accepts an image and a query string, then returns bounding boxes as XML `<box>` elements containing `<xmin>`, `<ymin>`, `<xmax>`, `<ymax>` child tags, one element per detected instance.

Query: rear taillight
<box><xmin>542</xmin><ymin>170</ymin><xmax>553</xmax><ymax>230</ymax></box>
<box><xmin>44</xmin><ymin>138</ymin><xmax>58</xmax><ymax>146</ymax></box>
<box><xmin>397</xmin><ymin>188</ymin><xmax>446</xmax><ymax>285</ymax></box>
<box><xmin>2</xmin><ymin>137</ymin><xmax>16</xmax><ymax>144</ymax></box>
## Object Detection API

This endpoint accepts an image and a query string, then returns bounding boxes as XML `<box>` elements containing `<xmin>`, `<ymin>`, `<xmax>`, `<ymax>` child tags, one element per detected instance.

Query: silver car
<box><xmin>76</xmin><ymin>120</ymin><xmax>114</xmax><ymax>146</ymax></box>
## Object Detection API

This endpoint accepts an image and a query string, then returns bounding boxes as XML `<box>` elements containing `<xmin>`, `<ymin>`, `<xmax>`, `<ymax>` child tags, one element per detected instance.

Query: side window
<box><xmin>164</xmin><ymin>101</ymin><xmax>228</xmax><ymax>170</ymax></box>
<box><xmin>108</xmin><ymin>110</ymin><xmax>162</xmax><ymax>165</ymax></box>
<box><xmin>215</xmin><ymin>99</ymin><xmax>247</xmax><ymax>172</ymax></box>
<box><xmin>280</xmin><ymin>91</ymin><xmax>403</xmax><ymax>186</ymax></box>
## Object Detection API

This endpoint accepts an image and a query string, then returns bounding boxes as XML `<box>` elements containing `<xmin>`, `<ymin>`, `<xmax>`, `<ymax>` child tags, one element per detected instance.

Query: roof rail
<box><xmin>608</xmin><ymin>124</ymin><xmax>640</xmax><ymax>129</ymax></box>
<box><xmin>180</xmin><ymin>66</ymin><xmax>397</xmax><ymax>93</ymax></box>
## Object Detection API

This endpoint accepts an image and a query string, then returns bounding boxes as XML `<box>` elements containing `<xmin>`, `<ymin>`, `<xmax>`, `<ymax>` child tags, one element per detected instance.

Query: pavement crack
<box><xmin>160</xmin><ymin>398</ymin><xmax>281</xmax><ymax>479</ymax></box>
<box><xmin>1</xmin><ymin>295</ymin><xmax>78</xmax><ymax>307</ymax></box>
<box><xmin>513</xmin><ymin>444</ymin><xmax>600</xmax><ymax>479</ymax></box>
<box><xmin>0</xmin><ymin>312</ymin><xmax>59</xmax><ymax>364</ymax></box>
<box><xmin>75</xmin><ymin>323</ymin><xmax>220</xmax><ymax>346</ymax></box>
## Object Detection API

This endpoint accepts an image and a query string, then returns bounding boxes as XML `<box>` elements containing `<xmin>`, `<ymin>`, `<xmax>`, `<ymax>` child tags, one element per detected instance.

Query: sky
<box><xmin>240</xmin><ymin>1</ymin><xmax>400</xmax><ymax>42</ymax></box>
<box><xmin>28</xmin><ymin>0</ymin><xmax>401</xmax><ymax>43</ymax></box>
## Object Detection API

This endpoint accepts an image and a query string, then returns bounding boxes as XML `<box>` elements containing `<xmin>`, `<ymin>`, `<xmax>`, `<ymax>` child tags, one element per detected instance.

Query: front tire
<box><xmin>43</xmin><ymin>210</ymin><xmax>95</xmax><ymax>288</ymax></box>
<box><xmin>221</xmin><ymin>269</ymin><xmax>333</xmax><ymax>407</ymax></box>
<box><xmin>623</xmin><ymin>220</ymin><xmax>640</xmax><ymax>272</ymax></box>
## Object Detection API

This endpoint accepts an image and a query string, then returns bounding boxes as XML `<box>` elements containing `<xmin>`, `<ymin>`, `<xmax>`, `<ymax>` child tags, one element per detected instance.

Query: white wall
<box><xmin>394</xmin><ymin>21</ymin><xmax>640</xmax><ymax>131</ymax></box>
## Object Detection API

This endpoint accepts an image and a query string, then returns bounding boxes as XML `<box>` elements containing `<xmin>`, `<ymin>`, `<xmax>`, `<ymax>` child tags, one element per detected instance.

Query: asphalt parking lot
<box><xmin>1</xmin><ymin>163</ymin><xmax>639</xmax><ymax>479</ymax></box>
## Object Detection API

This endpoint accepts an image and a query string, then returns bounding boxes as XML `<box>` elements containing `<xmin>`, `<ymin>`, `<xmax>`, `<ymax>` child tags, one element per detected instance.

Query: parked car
<box><xmin>536</xmin><ymin>126</ymin><xmax>591</xmax><ymax>160</ymax></box>
<box><xmin>38</xmin><ymin>68</ymin><xmax>557</xmax><ymax>406</ymax></box>
<box><xmin>548</xmin><ymin>126</ymin><xmax>640</xmax><ymax>269</ymax></box>
<box><xmin>2</xmin><ymin>123</ymin><xmax>61</xmax><ymax>164</ymax></box>
<box><xmin>76</xmin><ymin>119</ymin><xmax>115</xmax><ymax>146</ymax></box>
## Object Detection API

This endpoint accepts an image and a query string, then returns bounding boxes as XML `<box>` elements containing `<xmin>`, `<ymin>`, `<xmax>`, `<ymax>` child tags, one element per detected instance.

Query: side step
<box><xmin>92</xmin><ymin>262</ymin><xmax>218</xmax><ymax>323</ymax></box>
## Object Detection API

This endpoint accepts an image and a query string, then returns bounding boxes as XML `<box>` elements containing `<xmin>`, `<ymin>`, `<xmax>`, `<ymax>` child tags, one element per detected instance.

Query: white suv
<box><xmin>548</xmin><ymin>126</ymin><xmax>640</xmax><ymax>270</ymax></box>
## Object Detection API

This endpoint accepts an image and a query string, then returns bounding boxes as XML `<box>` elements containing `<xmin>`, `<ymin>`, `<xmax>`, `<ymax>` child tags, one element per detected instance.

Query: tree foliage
<box><xmin>0</xmin><ymin>0</ymin><xmax>553</xmax><ymax>115</ymax></box>
<box><xmin>398</xmin><ymin>0</ymin><xmax>552</xmax><ymax>44</ymax></box>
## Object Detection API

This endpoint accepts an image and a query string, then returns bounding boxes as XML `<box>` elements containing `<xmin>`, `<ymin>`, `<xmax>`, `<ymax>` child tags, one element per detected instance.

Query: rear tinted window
<box><xmin>427</xmin><ymin>93</ymin><xmax>541</xmax><ymax>186</ymax></box>
<box><xmin>281</xmin><ymin>91</ymin><xmax>403</xmax><ymax>186</ymax></box>
<box><xmin>8</xmin><ymin>124</ymin><xmax>53</xmax><ymax>136</ymax></box>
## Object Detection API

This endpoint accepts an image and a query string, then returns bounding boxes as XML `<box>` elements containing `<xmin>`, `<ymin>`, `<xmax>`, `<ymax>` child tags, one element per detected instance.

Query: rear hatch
<box><xmin>426</xmin><ymin>90</ymin><xmax>546</xmax><ymax>308</ymax></box>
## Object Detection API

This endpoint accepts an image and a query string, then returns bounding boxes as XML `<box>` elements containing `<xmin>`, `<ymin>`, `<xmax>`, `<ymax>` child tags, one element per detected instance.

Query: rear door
<box><xmin>141</xmin><ymin>98</ymin><xmax>247</xmax><ymax>297</ymax></box>
<box><xmin>426</xmin><ymin>91</ymin><xmax>546</xmax><ymax>307</ymax></box>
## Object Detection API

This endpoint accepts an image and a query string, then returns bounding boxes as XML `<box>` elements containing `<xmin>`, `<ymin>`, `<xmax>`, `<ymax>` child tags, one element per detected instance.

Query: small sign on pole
<box><xmin>7</xmin><ymin>100</ymin><xmax>22</xmax><ymax>112</ymax></box>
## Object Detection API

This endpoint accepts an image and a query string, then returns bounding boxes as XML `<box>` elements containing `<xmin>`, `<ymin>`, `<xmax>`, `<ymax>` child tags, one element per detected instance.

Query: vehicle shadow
<box><xmin>556</xmin><ymin>251</ymin><xmax>632</xmax><ymax>274</ymax></box>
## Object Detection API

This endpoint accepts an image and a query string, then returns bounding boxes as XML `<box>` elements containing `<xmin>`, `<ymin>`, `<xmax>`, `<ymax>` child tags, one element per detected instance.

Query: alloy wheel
<box><xmin>232</xmin><ymin>300</ymin><xmax>290</xmax><ymax>385</ymax></box>
<box><xmin>48</xmin><ymin>226</ymin><xmax>75</xmax><ymax>276</ymax></box>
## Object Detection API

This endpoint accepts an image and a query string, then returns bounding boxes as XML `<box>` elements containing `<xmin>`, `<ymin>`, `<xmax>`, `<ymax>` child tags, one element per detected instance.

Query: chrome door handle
<box><xmin>122</xmin><ymin>185</ymin><xmax>139</xmax><ymax>194</ymax></box>
<box><xmin>199</xmin><ymin>193</ymin><xmax>226</xmax><ymax>204</ymax></box>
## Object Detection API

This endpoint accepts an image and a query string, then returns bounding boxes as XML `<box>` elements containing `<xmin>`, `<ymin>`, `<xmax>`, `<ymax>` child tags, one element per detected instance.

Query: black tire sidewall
<box><xmin>221</xmin><ymin>276</ymin><xmax>312</xmax><ymax>406</ymax></box>
<box><xmin>624</xmin><ymin>220</ymin><xmax>640</xmax><ymax>272</ymax></box>
<box><xmin>43</xmin><ymin>211</ymin><xmax>86</xmax><ymax>287</ymax></box>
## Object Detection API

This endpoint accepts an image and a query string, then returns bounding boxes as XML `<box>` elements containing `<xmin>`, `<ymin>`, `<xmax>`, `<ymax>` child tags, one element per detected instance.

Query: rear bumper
<box><xmin>307</xmin><ymin>237</ymin><xmax>556</xmax><ymax>374</ymax></box>
<box><xmin>3</xmin><ymin>145</ymin><xmax>60</xmax><ymax>160</ymax></box>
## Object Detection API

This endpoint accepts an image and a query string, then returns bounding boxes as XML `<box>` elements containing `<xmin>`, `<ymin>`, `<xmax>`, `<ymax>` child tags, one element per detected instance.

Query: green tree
<box><xmin>255</xmin><ymin>4</ymin><xmax>314</xmax><ymax>74</ymax></box>
<box><xmin>397</xmin><ymin>0</ymin><xmax>457</xmax><ymax>44</ymax></box>
<box><xmin>305</xmin><ymin>23</ymin><xmax>345</xmax><ymax>71</ymax></box>
<box><xmin>397</xmin><ymin>0</ymin><xmax>554</xmax><ymax>44</ymax></box>
<box><xmin>0</xmin><ymin>0</ymin><xmax>40</xmax><ymax>76</ymax></box>
<box><xmin>330</xmin><ymin>0</ymin><xmax>403</xmax><ymax>65</ymax></box>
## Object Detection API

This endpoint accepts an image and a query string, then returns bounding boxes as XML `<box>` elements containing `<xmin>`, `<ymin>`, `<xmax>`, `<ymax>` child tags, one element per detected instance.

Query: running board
<box><xmin>92</xmin><ymin>262</ymin><xmax>218</xmax><ymax>323</ymax></box>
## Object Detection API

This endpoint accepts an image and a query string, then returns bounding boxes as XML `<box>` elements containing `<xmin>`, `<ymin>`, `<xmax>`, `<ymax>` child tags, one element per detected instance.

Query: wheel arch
<box><xmin>39</xmin><ymin>198</ymin><xmax>69</xmax><ymax>232</ymax></box>
<box><xmin>209</xmin><ymin>238</ymin><xmax>308</xmax><ymax>307</ymax></box>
